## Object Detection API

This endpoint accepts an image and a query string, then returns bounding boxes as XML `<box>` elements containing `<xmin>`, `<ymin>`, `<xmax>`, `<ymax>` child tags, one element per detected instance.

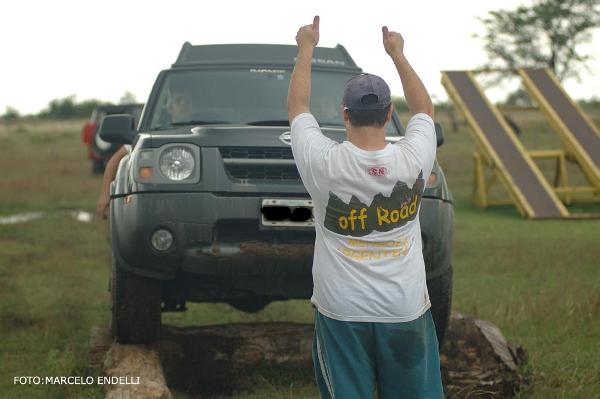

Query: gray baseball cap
<box><xmin>343</xmin><ymin>73</ymin><xmax>391</xmax><ymax>111</ymax></box>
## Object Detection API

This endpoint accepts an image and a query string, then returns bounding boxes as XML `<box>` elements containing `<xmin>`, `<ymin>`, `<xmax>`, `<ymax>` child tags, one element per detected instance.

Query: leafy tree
<box><xmin>40</xmin><ymin>95</ymin><xmax>78</xmax><ymax>118</ymax></box>
<box><xmin>38</xmin><ymin>95</ymin><xmax>111</xmax><ymax>119</ymax></box>
<box><xmin>1</xmin><ymin>106</ymin><xmax>20</xmax><ymax>121</ymax></box>
<box><xmin>579</xmin><ymin>96</ymin><xmax>600</xmax><ymax>109</ymax></box>
<box><xmin>392</xmin><ymin>97</ymin><xmax>409</xmax><ymax>113</ymax></box>
<box><xmin>78</xmin><ymin>98</ymin><xmax>110</xmax><ymax>117</ymax></box>
<box><xmin>477</xmin><ymin>0</ymin><xmax>600</xmax><ymax>81</ymax></box>
<box><xmin>119</xmin><ymin>91</ymin><xmax>138</xmax><ymax>104</ymax></box>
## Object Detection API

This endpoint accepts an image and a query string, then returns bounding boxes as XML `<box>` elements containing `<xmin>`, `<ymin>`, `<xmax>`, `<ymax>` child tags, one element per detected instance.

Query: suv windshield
<box><xmin>150</xmin><ymin>69</ymin><xmax>399</xmax><ymax>134</ymax></box>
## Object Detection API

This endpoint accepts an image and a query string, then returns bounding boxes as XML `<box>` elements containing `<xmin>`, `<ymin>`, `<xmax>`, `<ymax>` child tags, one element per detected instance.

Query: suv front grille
<box><xmin>219</xmin><ymin>147</ymin><xmax>301</xmax><ymax>181</ymax></box>
<box><xmin>220</xmin><ymin>147</ymin><xmax>294</xmax><ymax>160</ymax></box>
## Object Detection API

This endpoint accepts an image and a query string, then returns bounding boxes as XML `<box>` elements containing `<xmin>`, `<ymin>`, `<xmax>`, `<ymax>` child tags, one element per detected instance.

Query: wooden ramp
<box><xmin>442</xmin><ymin>71</ymin><xmax>569</xmax><ymax>219</ymax></box>
<box><xmin>519</xmin><ymin>68</ymin><xmax>600</xmax><ymax>189</ymax></box>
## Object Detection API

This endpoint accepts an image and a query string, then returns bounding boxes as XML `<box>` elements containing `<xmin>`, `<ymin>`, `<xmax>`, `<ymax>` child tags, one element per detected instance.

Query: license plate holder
<box><xmin>260</xmin><ymin>198</ymin><xmax>314</xmax><ymax>229</ymax></box>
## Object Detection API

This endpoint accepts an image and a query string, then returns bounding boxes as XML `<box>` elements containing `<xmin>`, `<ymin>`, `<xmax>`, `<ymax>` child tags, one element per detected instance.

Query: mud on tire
<box><xmin>427</xmin><ymin>265</ymin><xmax>453</xmax><ymax>347</ymax></box>
<box><xmin>111</xmin><ymin>257</ymin><xmax>162</xmax><ymax>344</ymax></box>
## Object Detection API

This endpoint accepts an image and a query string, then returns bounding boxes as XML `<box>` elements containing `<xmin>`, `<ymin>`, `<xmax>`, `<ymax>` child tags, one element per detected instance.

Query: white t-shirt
<box><xmin>291</xmin><ymin>112</ymin><xmax>437</xmax><ymax>322</ymax></box>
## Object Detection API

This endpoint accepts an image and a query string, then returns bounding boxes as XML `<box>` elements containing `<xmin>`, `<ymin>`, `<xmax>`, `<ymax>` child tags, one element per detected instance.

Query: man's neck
<box><xmin>347</xmin><ymin>126</ymin><xmax>387</xmax><ymax>151</ymax></box>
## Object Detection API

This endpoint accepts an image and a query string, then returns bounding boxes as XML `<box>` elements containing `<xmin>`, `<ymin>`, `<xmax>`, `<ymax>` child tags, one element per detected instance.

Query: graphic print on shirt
<box><xmin>324</xmin><ymin>171</ymin><xmax>425</xmax><ymax>237</ymax></box>
<box><xmin>367</xmin><ymin>165</ymin><xmax>389</xmax><ymax>177</ymax></box>
<box><xmin>338</xmin><ymin>236</ymin><xmax>412</xmax><ymax>261</ymax></box>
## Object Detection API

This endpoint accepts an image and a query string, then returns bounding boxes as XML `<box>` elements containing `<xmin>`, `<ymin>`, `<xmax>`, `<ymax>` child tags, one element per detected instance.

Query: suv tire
<box><xmin>91</xmin><ymin>130</ymin><xmax>120</xmax><ymax>158</ymax></box>
<box><xmin>426</xmin><ymin>265</ymin><xmax>453</xmax><ymax>347</ymax></box>
<box><xmin>228</xmin><ymin>297</ymin><xmax>272</xmax><ymax>313</ymax></box>
<box><xmin>110</xmin><ymin>257</ymin><xmax>162</xmax><ymax>344</ymax></box>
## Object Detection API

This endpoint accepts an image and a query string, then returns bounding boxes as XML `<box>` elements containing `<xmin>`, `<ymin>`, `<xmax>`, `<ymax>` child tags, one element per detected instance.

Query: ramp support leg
<box><xmin>472</xmin><ymin>152</ymin><xmax>488</xmax><ymax>208</ymax></box>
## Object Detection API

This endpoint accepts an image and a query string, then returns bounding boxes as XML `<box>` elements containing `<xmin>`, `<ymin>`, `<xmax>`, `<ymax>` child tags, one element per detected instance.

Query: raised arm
<box><xmin>287</xmin><ymin>16</ymin><xmax>320</xmax><ymax>123</ymax></box>
<box><xmin>382</xmin><ymin>27</ymin><xmax>434</xmax><ymax>118</ymax></box>
<box><xmin>95</xmin><ymin>146</ymin><xmax>128</xmax><ymax>219</ymax></box>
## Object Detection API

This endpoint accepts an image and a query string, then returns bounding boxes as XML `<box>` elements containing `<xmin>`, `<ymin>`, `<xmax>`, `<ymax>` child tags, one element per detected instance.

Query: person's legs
<box><xmin>374</xmin><ymin>309</ymin><xmax>444</xmax><ymax>399</ymax></box>
<box><xmin>312</xmin><ymin>310</ymin><xmax>376</xmax><ymax>398</ymax></box>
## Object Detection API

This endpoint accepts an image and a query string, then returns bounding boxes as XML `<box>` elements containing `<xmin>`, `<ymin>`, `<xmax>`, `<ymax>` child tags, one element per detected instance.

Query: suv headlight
<box><xmin>426</xmin><ymin>162</ymin><xmax>441</xmax><ymax>189</ymax></box>
<box><xmin>426</xmin><ymin>171</ymin><xmax>438</xmax><ymax>188</ymax></box>
<box><xmin>132</xmin><ymin>143</ymin><xmax>200</xmax><ymax>184</ymax></box>
<box><xmin>159</xmin><ymin>146</ymin><xmax>195</xmax><ymax>181</ymax></box>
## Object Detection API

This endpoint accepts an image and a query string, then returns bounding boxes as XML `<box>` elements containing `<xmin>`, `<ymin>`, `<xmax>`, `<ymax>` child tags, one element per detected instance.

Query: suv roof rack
<box><xmin>173</xmin><ymin>42</ymin><xmax>361</xmax><ymax>71</ymax></box>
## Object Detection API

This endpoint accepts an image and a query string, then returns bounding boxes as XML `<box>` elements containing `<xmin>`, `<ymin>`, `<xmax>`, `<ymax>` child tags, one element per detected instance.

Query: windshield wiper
<box><xmin>245</xmin><ymin>120</ymin><xmax>290</xmax><ymax>126</ymax></box>
<box><xmin>171</xmin><ymin>119</ymin><xmax>231</xmax><ymax>126</ymax></box>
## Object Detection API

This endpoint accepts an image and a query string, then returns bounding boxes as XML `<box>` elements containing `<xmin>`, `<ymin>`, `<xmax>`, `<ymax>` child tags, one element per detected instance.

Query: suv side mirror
<box><xmin>434</xmin><ymin>122</ymin><xmax>444</xmax><ymax>147</ymax></box>
<box><xmin>99</xmin><ymin>114</ymin><xmax>135</xmax><ymax>144</ymax></box>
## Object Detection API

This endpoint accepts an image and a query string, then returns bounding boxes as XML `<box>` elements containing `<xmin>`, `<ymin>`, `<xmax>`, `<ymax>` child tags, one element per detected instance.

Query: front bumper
<box><xmin>110</xmin><ymin>192</ymin><xmax>453</xmax><ymax>296</ymax></box>
<box><xmin>110</xmin><ymin>192</ymin><xmax>315</xmax><ymax>281</ymax></box>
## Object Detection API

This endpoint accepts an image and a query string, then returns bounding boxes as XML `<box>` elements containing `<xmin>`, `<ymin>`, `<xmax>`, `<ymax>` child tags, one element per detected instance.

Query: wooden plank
<box><xmin>442</xmin><ymin>71</ymin><xmax>568</xmax><ymax>218</ymax></box>
<box><xmin>520</xmin><ymin>68</ymin><xmax>600</xmax><ymax>188</ymax></box>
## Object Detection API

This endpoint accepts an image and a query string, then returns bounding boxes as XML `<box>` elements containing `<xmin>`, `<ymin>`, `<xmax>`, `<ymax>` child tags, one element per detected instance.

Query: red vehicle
<box><xmin>82</xmin><ymin>104</ymin><xmax>144</xmax><ymax>173</ymax></box>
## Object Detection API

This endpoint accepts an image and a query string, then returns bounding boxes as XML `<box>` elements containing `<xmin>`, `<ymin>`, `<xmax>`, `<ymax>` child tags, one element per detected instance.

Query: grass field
<box><xmin>0</xmin><ymin>111</ymin><xmax>598</xmax><ymax>398</ymax></box>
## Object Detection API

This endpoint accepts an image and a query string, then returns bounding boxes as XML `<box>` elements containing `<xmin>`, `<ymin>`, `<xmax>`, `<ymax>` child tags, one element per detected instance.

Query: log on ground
<box><xmin>89</xmin><ymin>313</ymin><xmax>527</xmax><ymax>398</ymax></box>
<box><xmin>440</xmin><ymin>313</ymin><xmax>527</xmax><ymax>398</ymax></box>
<box><xmin>89</xmin><ymin>327</ymin><xmax>173</xmax><ymax>399</ymax></box>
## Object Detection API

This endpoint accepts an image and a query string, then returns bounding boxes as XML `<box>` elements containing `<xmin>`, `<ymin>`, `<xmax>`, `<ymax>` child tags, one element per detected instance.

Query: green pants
<box><xmin>312</xmin><ymin>309</ymin><xmax>444</xmax><ymax>398</ymax></box>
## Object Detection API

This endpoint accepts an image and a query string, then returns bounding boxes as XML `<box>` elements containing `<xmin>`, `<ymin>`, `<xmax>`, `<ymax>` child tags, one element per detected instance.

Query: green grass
<box><xmin>0</xmin><ymin>119</ymin><xmax>102</xmax><ymax>215</ymax></box>
<box><xmin>0</xmin><ymin>215</ymin><xmax>108</xmax><ymax>399</ymax></box>
<box><xmin>0</xmin><ymin>114</ymin><xmax>599</xmax><ymax>398</ymax></box>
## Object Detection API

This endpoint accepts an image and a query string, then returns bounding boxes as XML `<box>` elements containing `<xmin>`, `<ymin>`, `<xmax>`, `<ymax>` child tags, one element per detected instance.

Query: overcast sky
<box><xmin>1</xmin><ymin>0</ymin><xmax>599</xmax><ymax>115</ymax></box>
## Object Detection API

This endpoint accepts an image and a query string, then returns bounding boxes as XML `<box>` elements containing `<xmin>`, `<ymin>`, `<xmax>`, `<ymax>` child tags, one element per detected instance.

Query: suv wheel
<box><xmin>110</xmin><ymin>257</ymin><xmax>162</xmax><ymax>344</ymax></box>
<box><xmin>91</xmin><ymin>130</ymin><xmax>119</xmax><ymax>158</ymax></box>
<box><xmin>228</xmin><ymin>297</ymin><xmax>272</xmax><ymax>313</ymax></box>
<box><xmin>426</xmin><ymin>265</ymin><xmax>453</xmax><ymax>347</ymax></box>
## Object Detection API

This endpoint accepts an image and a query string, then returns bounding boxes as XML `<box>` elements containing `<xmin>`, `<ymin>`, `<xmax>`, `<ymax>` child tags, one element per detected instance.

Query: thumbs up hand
<box><xmin>295</xmin><ymin>16</ymin><xmax>320</xmax><ymax>48</ymax></box>
<box><xmin>382</xmin><ymin>26</ymin><xmax>404</xmax><ymax>57</ymax></box>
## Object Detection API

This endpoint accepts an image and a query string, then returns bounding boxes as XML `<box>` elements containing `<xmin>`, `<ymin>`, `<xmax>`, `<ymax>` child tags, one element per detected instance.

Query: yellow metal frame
<box><xmin>471</xmin><ymin>147</ymin><xmax>599</xmax><ymax>210</ymax></box>
<box><xmin>441</xmin><ymin>71</ymin><xmax>569</xmax><ymax>218</ymax></box>
<box><xmin>471</xmin><ymin>151</ymin><xmax>521</xmax><ymax>210</ymax></box>
<box><xmin>519</xmin><ymin>69</ymin><xmax>600</xmax><ymax>189</ymax></box>
<box><xmin>442</xmin><ymin>72</ymin><xmax>531</xmax><ymax>218</ymax></box>
<box><xmin>528</xmin><ymin>150</ymin><xmax>599</xmax><ymax>204</ymax></box>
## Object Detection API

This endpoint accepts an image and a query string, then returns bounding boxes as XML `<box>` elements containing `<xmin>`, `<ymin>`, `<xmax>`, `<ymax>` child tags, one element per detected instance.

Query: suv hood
<box><xmin>147</xmin><ymin>124</ymin><xmax>349</xmax><ymax>148</ymax></box>
<box><xmin>126</xmin><ymin>124</ymin><xmax>449</xmax><ymax>201</ymax></box>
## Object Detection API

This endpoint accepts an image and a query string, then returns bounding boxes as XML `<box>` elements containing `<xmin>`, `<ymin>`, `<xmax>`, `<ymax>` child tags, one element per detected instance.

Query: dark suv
<box><xmin>100</xmin><ymin>43</ymin><xmax>453</xmax><ymax>344</ymax></box>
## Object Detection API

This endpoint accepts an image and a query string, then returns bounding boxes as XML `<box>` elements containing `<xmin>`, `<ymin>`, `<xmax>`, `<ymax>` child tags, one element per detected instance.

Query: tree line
<box><xmin>1</xmin><ymin>91</ymin><xmax>138</xmax><ymax>121</ymax></box>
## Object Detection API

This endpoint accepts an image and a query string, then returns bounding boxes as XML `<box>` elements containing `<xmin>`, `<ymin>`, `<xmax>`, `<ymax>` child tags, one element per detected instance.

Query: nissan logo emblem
<box><xmin>279</xmin><ymin>131</ymin><xmax>292</xmax><ymax>146</ymax></box>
